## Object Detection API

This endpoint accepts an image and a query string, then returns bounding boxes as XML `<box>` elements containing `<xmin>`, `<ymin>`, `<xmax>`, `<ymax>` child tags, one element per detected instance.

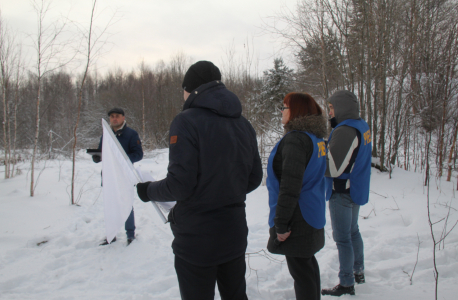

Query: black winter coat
<box><xmin>146</xmin><ymin>81</ymin><xmax>263</xmax><ymax>266</ymax></box>
<box><xmin>267</xmin><ymin>115</ymin><xmax>327</xmax><ymax>258</ymax></box>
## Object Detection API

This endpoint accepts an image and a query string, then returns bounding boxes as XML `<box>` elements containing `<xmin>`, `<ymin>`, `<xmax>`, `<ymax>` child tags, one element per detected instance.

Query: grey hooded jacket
<box><xmin>325</xmin><ymin>90</ymin><xmax>362</xmax><ymax>193</ymax></box>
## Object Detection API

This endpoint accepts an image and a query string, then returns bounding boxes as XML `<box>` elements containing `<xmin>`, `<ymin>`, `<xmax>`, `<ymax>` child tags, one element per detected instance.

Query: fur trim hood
<box><xmin>284</xmin><ymin>115</ymin><xmax>328</xmax><ymax>139</ymax></box>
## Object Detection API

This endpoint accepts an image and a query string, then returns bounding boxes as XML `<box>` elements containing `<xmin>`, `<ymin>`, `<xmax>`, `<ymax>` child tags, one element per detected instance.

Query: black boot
<box><xmin>127</xmin><ymin>237</ymin><xmax>135</xmax><ymax>246</ymax></box>
<box><xmin>99</xmin><ymin>237</ymin><xmax>117</xmax><ymax>246</ymax></box>
<box><xmin>321</xmin><ymin>284</ymin><xmax>355</xmax><ymax>296</ymax></box>
<box><xmin>355</xmin><ymin>273</ymin><xmax>365</xmax><ymax>284</ymax></box>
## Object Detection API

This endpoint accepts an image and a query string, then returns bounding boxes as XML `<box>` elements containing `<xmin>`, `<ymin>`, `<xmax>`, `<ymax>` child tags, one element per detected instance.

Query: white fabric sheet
<box><xmin>102</xmin><ymin>120</ymin><xmax>138</xmax><ymax>243</ymax></box>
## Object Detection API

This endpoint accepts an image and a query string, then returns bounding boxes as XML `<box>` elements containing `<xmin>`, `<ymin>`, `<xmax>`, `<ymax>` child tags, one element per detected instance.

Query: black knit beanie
<box><xmin>182</xmin><ymin>61</ymin><xmax>222</xmax><ymax>92</ymax></box>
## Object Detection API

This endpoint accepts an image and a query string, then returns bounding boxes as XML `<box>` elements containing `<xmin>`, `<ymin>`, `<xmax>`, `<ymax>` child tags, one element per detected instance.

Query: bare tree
<box><xmin>29</xmin><ymin>0</ymin><xmax>74</xmax><ymax>196</ymax></box>
<box><xmin>138</xmin><ymin>59</ymin><xmax>147</xmax><ymax>145</ymax></box>
<box><xmin>264</xmin><ymin>0</ymin><xmax>458</xmax><ymax>179</ymax></box>
<box><xmin>447</xmin><ymin>121</ymin><xmax>458</xmax><ymax>182</ymax></box>
<box><xmin>10</xmin><ymin>47</ymin><xmax>23</xmax><ymax>177</ymax></box>
<box><xmin>0</xmin><ymin>11</ymin><xmax>17</xmax><ymax>179</ymax></box>
<box><xmin>70</xmin><ymin>0</ymin><xmax>116</xmax><ymax>205</ymax></box>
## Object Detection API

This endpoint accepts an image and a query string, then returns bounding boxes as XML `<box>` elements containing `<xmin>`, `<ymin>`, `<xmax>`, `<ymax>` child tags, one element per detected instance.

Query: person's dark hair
<box><xmin>283</xmin><ymin>92</ymin><xmax>322</xmax><ymax>123</ymax></box>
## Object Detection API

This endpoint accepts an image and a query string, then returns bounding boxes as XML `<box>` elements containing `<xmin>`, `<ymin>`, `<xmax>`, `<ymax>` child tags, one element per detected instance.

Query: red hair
<box><xmin>283</xmin><ymin>92</ymin><xmax>323</xmax><ymax>123</ymax></box>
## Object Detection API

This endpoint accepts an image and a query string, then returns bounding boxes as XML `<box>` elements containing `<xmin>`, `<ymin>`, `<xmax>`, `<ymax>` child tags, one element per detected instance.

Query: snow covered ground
<box><xmin>1</xmin><ymin>149</ymin><xmax>457</xmax><ymax>300</ymax></box>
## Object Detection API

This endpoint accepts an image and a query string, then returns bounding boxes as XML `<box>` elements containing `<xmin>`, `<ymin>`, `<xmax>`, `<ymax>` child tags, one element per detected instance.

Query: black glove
<box><xmin>92</xmin><ymin>155</ymin><xmax>101</xmax><ymax>163</ymax></box>
<box><xmin>137</xmin><ymin>182</ymin><xmax>151</xmax><ymax>202</ymax></box>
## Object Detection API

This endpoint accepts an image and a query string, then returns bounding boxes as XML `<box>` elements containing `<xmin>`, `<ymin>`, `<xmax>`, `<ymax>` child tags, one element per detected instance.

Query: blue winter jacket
<box><xmin>98</xmin><ymin>123</ymin><xmax>143</xmax><ymax>163</ymax></box>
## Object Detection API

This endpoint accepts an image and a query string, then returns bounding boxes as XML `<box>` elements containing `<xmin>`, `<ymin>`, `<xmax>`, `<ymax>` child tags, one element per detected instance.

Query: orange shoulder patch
<box><xmin>170</xmin><ymin>135</ymin><xmax>178</xmax><ymax>144</ymax></box>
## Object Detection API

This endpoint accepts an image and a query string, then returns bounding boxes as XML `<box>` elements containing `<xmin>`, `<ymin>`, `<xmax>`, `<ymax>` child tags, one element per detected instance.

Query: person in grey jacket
<box><xmin>321</xmin><ymin>90</ymin><xmax>372</xmax><ymax>297</ymax></box>
<box><xmin>266</xmin><ymin>92</ymin><xmax>327</xmax><ymax>300</ymax></box>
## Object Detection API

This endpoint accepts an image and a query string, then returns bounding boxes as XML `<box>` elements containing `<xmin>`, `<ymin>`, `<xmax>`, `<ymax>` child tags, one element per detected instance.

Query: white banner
<box><xmin>102</xmin><ymin>120</ymin><xmax>139</xmax><ymax>243</ymax></box>
<box><xmin>101</xmin><ymin>119</ymin><xmax>168</xmax><ymax>243</ymax></box>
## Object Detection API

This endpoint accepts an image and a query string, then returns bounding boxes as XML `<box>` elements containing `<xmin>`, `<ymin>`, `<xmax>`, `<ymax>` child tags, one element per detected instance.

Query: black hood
<box><xmin>183</xmin><ymin>81</ymin><xmax>242</xmax><ymax>118</ymax></box>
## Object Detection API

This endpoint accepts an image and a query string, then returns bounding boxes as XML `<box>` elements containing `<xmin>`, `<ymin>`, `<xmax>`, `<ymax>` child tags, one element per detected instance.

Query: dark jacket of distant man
<box><xmin>97</xmin><ymin>122</ymin><xmax>143</xmax><ymax>164</ymax></box>
<box><xmin>140</xmin><ymin>80</ymin><xmax>263</xmax><ymax>267</ymax></box>
<box><xmin>94</xmin><ymin>109</ymin><xmax>143</xmax><ymax>244</ymax></box>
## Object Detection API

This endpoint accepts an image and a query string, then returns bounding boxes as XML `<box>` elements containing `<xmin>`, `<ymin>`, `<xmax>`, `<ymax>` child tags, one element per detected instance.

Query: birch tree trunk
<box><xmin>446</xmin><ymin>122</ymin><xmax>458</xmax><ymax>182</ymax></box>
<box><xmin>71</xmin><ymin>0</ymin><xmax>98</xmax><ymax>205</ymax></box>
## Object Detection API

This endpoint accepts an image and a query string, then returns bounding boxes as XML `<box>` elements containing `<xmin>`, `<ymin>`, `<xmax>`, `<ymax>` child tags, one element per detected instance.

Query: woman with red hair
<box><xmin>266</xmin><ymin>92</ymin><xmax>327</xmax><ymax>300</ymax></box>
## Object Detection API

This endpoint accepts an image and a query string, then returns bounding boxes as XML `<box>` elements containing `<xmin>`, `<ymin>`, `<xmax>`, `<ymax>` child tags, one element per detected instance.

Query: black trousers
<box><xmin>285</xmin><ymin>255</ymin><xmax>321</xmax><ymax>300</ymax></box>
<box><xmin>174</xmin><ymin>255</ymin><xmax>248</xmax><ymax>300</ymax></box>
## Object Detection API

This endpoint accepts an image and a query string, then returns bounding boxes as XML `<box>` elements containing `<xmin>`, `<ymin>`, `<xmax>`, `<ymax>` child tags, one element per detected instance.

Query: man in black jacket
<box><xmin>136</xmin><ymin>61</ymin><xmax>262</xmax><ymax>300</ymax></box>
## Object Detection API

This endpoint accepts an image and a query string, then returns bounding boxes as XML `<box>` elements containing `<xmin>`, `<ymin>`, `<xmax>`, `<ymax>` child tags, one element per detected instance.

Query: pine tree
<box><xmin>261</xmin><ymin>57</ymin><xmax>295</xmax><ymax>113</ymax></box>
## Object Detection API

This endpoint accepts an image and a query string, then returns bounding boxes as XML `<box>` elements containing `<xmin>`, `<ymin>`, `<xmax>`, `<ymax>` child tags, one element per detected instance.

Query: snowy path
<box><xmin>1</xmin><ymin>150</ymin><xmax>457</xmax><ymax>299</ymax></box>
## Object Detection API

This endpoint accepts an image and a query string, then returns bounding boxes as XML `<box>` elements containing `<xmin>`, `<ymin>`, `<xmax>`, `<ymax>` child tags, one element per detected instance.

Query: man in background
<box><xmin>93</xmin><ymin>108</ymin><xmax>143</xmax><ymax>246</ymax></box>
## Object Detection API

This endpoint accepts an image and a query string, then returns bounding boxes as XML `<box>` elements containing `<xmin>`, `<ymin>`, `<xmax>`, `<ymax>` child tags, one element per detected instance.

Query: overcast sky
<box><xmin>1</xmin><ymin>0</ymin><xmax>298</xmax><ymax>75</ymax></box>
